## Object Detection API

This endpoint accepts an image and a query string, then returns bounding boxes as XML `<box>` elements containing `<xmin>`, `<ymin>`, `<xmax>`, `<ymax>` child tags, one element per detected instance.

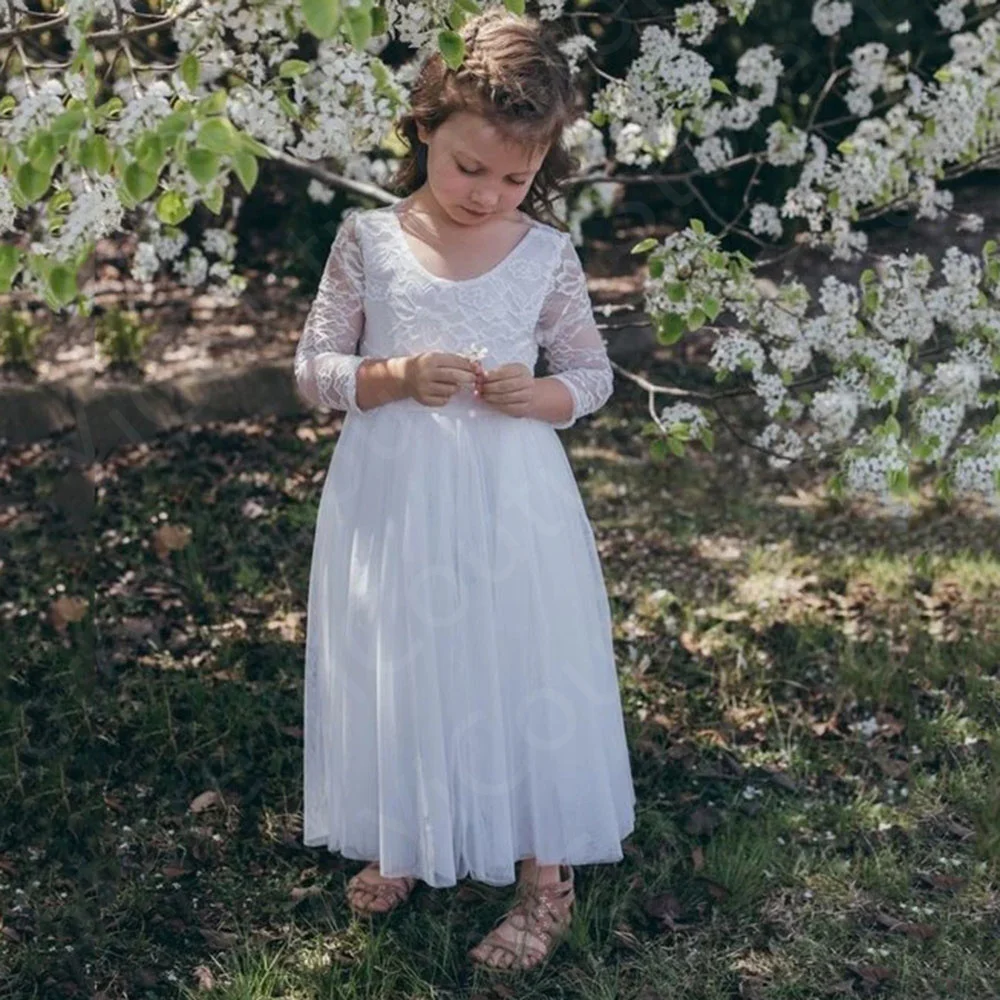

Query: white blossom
<box><xmin>694</xmin><ymin>134</ymin><xmax>733</xmax><ymax>172</ymax></box>
<box><xmin>812</xmin><ymin>0</ymin><xmax>853</xmax><ymax>37</ymax></box>
<box><xmin>766</xmin><ymin>121</ymin><xmax>809</xmax><ymax>166</ymax></box>
<box><xmin>675</xmin><ymin>2</ymin><xmax>718</xmax><ymax>46</ymax></box>
<box><xmin>936</xmin><ymin>0</ymin><xmax>966</xmax><ymax>33</ymax></box>
<box><xmin>749</xmin><ymin>202</ymin><xmax>783</xmax><ymax>239</ymax></box>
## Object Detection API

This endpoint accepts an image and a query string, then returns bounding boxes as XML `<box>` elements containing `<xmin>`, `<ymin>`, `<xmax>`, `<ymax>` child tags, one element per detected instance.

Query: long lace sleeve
<box><xmin>294</xmin><ymin>210</ymin><xmax>367</xmax><ymax>415</ymax></box>
<box><xmin>535</xmin><ymin>231</ymin><xmax>614</xmax><ymax>430</ymax></box>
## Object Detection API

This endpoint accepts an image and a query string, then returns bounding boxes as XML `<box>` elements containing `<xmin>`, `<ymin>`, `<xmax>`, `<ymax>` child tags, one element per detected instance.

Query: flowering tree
<box><xmin>3</xmin><ymin>0</ymin><xmax>1000</xmax><ymax>512</ymax></box>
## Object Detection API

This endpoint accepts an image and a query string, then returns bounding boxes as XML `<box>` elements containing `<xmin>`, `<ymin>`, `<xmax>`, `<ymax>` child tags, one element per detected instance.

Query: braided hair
<box><xmin>389</xmin><ymin>5</ymin><xmax>580</xmax><ymax>228</ymax></box>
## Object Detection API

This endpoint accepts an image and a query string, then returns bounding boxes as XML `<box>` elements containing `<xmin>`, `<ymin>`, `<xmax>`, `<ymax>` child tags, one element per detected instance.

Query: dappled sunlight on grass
<box><xmin>1</xmin><ymin>387</ymin><xmax>998</xmax><ymax>997</ymax></box>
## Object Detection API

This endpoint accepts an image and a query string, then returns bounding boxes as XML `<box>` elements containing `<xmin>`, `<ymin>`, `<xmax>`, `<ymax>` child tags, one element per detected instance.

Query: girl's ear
<box><xmin>416</xmin><ymin>121</ymin><xmax>430</xmax><ymax>144</ymax></box>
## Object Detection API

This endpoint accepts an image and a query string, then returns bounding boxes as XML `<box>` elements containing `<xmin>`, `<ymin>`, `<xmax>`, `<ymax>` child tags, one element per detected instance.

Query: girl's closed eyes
<box><xmin>455</xmin><ymin>160</ymin><xmax>530</xmax><ymax>185</ymax></box>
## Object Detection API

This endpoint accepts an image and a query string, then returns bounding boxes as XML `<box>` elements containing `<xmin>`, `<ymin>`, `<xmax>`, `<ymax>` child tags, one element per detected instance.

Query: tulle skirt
<box><xmin>302</xmin><ymin>391</ymin><xmax>636</xmax><ymax>888</ymax></box>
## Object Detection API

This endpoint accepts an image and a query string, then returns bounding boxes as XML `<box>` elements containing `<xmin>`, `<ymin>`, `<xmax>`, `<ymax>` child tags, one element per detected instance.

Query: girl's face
<box><xmin>415</xmin><ymin>111</ymin><xmax>548</xmax><ymax>226</ymax></box>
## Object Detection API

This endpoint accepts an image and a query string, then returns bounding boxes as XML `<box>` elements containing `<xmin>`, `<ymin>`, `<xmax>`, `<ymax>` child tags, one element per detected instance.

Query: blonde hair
<box><xmin>388</xmin><ymin>5</ymin><xmax>580</xmax><ymax>228</ymax></box>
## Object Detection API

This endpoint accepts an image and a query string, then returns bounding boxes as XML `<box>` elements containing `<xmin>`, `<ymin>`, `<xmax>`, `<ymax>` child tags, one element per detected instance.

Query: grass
<box><xmin>1</xmin><ymin>378</ymin><xmax>998</xmax><ymax>999</ymax></box>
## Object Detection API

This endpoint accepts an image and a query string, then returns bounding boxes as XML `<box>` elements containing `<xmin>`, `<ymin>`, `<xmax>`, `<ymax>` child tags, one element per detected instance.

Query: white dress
<box><xmin>295</xmin><ymin>202</ymin><xmax>636</xmax><ymax>889</ymax></box>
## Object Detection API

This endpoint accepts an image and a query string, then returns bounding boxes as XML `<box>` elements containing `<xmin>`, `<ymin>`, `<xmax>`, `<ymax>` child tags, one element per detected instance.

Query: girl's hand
<box><xmin>475</xmin><ymin>362</ymin><xmax>536</xmax><ymax>419</ymax></box>
<box><xmin>405</xmin><ymin>352</ymin><xmax>478</xmax><ymax>407</ymax></box>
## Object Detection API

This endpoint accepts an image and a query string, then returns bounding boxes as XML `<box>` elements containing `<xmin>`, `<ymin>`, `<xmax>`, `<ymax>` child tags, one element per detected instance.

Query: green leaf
<box><xmin>16</xmin><ymin>161</ymin><xmax>51</xmax><ymax>203</ymax></box>
<box><xmin>237</xmin><ymin>132</ymin><xmax>273</xmax><ymax>158</ymax></box>
<box><xmin>702</xmin><ymin>296</ymin><xmax>720</xmax><ymax>321</ymax></box>
<box><xmin>50</xmin><ymin>107</ymin><xmax>86</xmax><ymax>143</ymax></box>
<box><xmin>667</xmin><ymin>282</ymin><xmax>687</xmax><ymax>303</ymax></box>
<box><xmin>455</xmin><ymin>0</ymin><xmax>480</xmax><ymax>11</ymax></box>
<box><xmin>196</xmin><ymin>118</ymin><xmax>239</xmax><ymax>154</ymax></box>
<box><xmin>371</xmin><ymin>5</ymin><xmax>387</xmax><ymax>34</ymax></box>
<box><xmin>26</xmin><ymin>131</ymin><xmax>57</xmax><ymax>173</ymax></box>
<box><xmin>301</xmin><ymin>0</ymin><xmax>342</xmax><ymax>38</ymax></box>
<box><xmin>202</xmin><ymin>183</ymin><xmax>225</xmax><ymax>215</ymax></box>
<box><xmin>447</xmin><ymin>1</ymin><xmax>469</xmax><ymax>29</ymax></box>
<box><xmin>667</xmin><ymin>436</ymin><xmax>685</xmax><ymax>457</ymax></box>
<box><xmin>438</xmin><ymin>30</ymin><xmax>465</xmax><ymax>70</ymax></box>
<box><xmin>658</xmin><ymin>312</ymin><xmax>686</xmax><ymax>345</ymax></box>
<box><xmin>134</xmin><ymin>132</ymin><xmax>165</xmax><ymax>173</ymax></box>
<box><xmin>197</xmin><ymin>89</ymin><xmax>228</xmax><ymax>117</ymax></box>
<box><xmin>186</xmin><ymin>148</ymin><xmax>220</xmax><ymax>186</ymax></box>
<box><xmin>0</xmin><ymin>243</ymin><xmax>22</xmax><ymax>293</ymax></box>
<box><xmin>700</xmin><ymin>426</ymin><xmax>715</xmax><ymax>452</ymax></box>
<box><xmin>48</xmin><ymin>263</ymin><xmax>78</xmax><ymax>307</ymax></box>
<box><xmin>686</xmin><ymin>307</ymin><xmax>707</xmax><ymax>331</ymax></box>
<box><xmin>689</xmin><ymin>217</ymin><xmax>705</xmax><ymax>236</ymax></box>
<box><xmin>231</xmin><ymin>150</ymin><xmax>259</xmax><ymax>194</ymax></box>
<box><xmin>887</xmin><ymin>467</ymin><xmax>909</xmax><ymax>497</ymax></box>
<box><xmin>630</xmin><ymin>236</ymin><xmax>658</xmax><ymax>254</ymax></box>
<box><xmin>157</xmin><ymin>110</ymin><xmax>192</xmax><ymax>146</ymax></box>
<box><xmin>710</xmin><ymin>78</ymin><xmax>731</xmax><ymax>95</ymax></box>
<box><xmin>344</xmin><ymin>4</ymin><xmax>373</xmax><ymax>48</ymax></box>
<box><xmin>504</xmin><ymin>0</ymin><xmax>525</xmax><ymax>12</ymax></box>
<box><xmin>648</xmin><ymin>257</ymin><xmax>664</xmax><ymax>279</ymax></box>
<box><xmin>181</xmin><ymin>52</ymin><xmax>200</xmax><ymax>92</ymax></box>
<box><xmin>123</xmin><ymin>160</ymin><xmax>159</xmax><ymax>202</ymax></box>
<box><xmin>279</xmin><ymin>59</ymin><xmax>312</xmax><ymax>78</ymax></box>
<box><xmin>156</xmin><ymin>190</ymin><xmax>192</xmax><ymax>226</ymax></box>
<box><xmin>80</xmin><ymin>134</ymin><xmax>112</xmax><ymax>173</ymax></box>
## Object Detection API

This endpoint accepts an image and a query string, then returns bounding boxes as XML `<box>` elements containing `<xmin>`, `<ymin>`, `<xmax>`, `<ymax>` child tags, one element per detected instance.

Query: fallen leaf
<box><xmin>192</xmin><ymin>966</ymin><xmax>216</xmax><ymax>990</ymax></box>
<box><xmin>847</xmin><ymin>963</ymin><xmax>894</xmax><ymax>986</ymax></box>
<box><xmin>685</xmin><ymin>804</ymin><xmax>723</xmax><ymax>836</ymax></box>
<box><xmin>765</xmin><ymin>768</ymin><xmax>798</xmax><ymax>793</ymax></box>
<box><xmin>822</xmin><ymin>981</ymin><xmax>854</xmax><ymax>995</ymax></box>
<box><xmin>290</xmin><ymin>885</ymin><xmax>324</xmax><ymax>902</ymax></box>
<box><xmin>665</xmin><ymin>741</ymin><xmax>695</xmax><ymax>761</ymax></box>
<box><xmin>691</xmin><ymin>846</ymin><xmax>705</xmax><ymax>871</ymax></box>
<box><xmin>49</xmin><ymin>595</ymin><xmax>89</xmax><ymax>632</ymax></box>
<box><xmin>702</xmin><ymin>878</ymin><xmax>729</xmax><ymax>902</ymax></box>
<box><xmin>918</xmin><ymin>872</ymin><xmax>965</xmax><ymax>892</ymax></box>
<box><xmin>189</xmin><ymin>790</ymin><xmax>224</xmax><ymax>814</ymax></box>
<box><xmin>643</xmin><ymin>891</ymin><xmax>683</xmax><ymax>925</ymax></box>
<box><xmin>941</xmin><ymin>817</ymin><xmax>975</xmax><ymax>840</ymax></box>
<box><xmin>199</xmin><ymin>927</ymin><xmax>239</xmax><ymax>950</ymax></box>
<box><xmin>611</xmin><ymin>920</ymin><xmax>642</xmax><ymax>951</ymax></box>
<box><xmin>162</xmin><ymin>864</ymin><xmax>187</xmax><ymax>879</ymax></box>
<box><xmin>153</xmin><ymin>523</ymin><xmax>193</xmax><ymax>560</ymax></box>
<box><xmin>875</xmin><ymin>756</ymin><xmax>909</xmax><ymax>779</ymax></box>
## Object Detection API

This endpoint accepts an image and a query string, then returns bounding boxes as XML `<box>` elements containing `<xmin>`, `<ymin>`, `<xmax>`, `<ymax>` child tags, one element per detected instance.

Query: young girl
<box><xmin>294</xmin><ymin>5</ymin><xmax>636</xmax><ymax>972</ymax></box>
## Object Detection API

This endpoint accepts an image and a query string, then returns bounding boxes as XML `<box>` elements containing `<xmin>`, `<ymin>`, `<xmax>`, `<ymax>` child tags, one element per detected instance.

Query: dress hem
<box><xmin>303</xmin><ymin>821</ymin><xmax>636</xmax><ymax>888</ymax></box>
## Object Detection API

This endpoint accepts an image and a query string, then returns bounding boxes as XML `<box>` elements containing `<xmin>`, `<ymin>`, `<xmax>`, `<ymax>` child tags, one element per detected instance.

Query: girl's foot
<box><xmin>468</xmin><ymin>862</ymin><xmax>575</xmax><ymax>971</ymax></box>
<box><xmin>345</xmin><ymin>860</ymin><xmax>417</xmax><ymax>916</ymax></box>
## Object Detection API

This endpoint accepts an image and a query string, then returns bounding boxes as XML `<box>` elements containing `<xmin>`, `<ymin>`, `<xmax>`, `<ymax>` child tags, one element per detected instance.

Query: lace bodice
<box><xmin>294</xmin><ymin>204</ymin><xmax>613</xmax><ymax>430</ymax></box>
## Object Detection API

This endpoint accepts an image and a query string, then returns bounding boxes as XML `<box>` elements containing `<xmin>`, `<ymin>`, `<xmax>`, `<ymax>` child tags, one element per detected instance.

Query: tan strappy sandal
<box><xmin>345</xmin><ymin>860</ymin><xmax>418</xmax><ymax>916</ymax></box>
<box><xmin>468</xmin><ymin>863</ymin><xmax>575</xmax><ymax>972</ymax></box>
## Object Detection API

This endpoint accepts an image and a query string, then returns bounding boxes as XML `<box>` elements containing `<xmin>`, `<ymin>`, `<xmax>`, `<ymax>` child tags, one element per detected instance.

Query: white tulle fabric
<box><xmin>297</xmin><ymin>204</ymin><xmax>636</xmax><ymax>888</ymax></box>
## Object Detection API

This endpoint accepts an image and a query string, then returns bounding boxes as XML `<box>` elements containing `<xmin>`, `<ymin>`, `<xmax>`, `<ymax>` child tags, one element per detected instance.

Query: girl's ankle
<box><xmin>518</xmin><ymin>859</ymin><xmax>564</xmax><ymax>887</ymax></box>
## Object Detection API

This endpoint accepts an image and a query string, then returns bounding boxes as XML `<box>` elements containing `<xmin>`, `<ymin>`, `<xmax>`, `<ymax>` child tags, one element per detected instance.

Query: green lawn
<box><xmin>2</xmin><ymin>380</ymin><xmax>998</xmax><ymax>999</ymax></box>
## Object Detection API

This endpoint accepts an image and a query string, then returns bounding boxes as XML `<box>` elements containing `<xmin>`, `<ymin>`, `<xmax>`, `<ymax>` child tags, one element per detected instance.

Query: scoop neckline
<box><xmin>387</xmin><ymin>202</ymin><xmax>538</xmax><ymax>285</ymax></box>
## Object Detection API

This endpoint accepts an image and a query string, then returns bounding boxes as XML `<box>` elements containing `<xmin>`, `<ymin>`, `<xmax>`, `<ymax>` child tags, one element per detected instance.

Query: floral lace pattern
<box><xmin>294</xmin><ymin>205</ymin><xmax>613</xmax><ymax>430</ymax></box>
